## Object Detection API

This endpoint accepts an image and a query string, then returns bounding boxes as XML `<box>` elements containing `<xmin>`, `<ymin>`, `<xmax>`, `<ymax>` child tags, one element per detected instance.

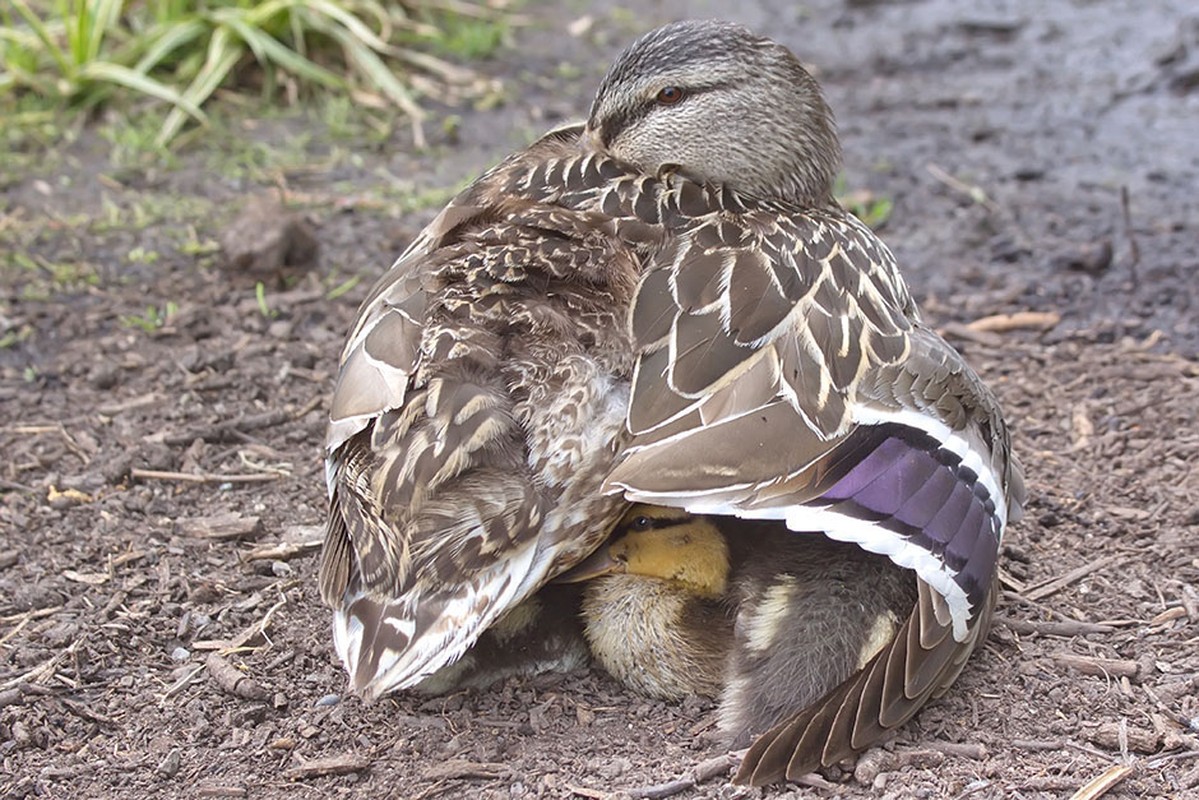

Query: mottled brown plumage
<box><xmin>321</xmin><ymin>127</ymin><xmax>652</xmax><ymax>693</ymax></box>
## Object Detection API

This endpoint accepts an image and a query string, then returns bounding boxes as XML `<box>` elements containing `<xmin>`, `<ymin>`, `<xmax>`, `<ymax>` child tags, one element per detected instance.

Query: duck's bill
<box><xmin>553</xmin><ymin>547</ymin><xmax>626</xmax><ymax>583</ymax></box>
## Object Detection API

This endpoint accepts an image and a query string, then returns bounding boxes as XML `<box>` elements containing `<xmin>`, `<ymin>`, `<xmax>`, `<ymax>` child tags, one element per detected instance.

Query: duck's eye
<box><xmin>630</xmin><ymin>515</ymin><xmax>654</xmax><ymax>531</ymax></box>
<box><xmin>655</xmin><ymin>86</ymin><xmax>685</xmax><ymax>105</ymax></box>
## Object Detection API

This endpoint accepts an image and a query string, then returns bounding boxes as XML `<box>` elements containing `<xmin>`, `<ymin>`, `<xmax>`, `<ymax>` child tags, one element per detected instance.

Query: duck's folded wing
<box><xmin>320</xmin><ymin>123</ymin><xmax>670</xmax><ymax>698</ymax></box>
<box><xmin>734</xmin><ymin>576</ymin><xmax>998</xmax><ymax>785</ymax></box>
<box><xmin>605</xmin><ymin>208</ymin><xmax>1023</xmax><ymax>643</ymax></box>
<box><xmin>322</xmin><ymin>237</ymin><xmax>547</xmax><ymax>694</ymax></box>
<box><xmin>320</xmin><ymin>129</ymin><xmax>587</xmax><ymax>697</ymax></box>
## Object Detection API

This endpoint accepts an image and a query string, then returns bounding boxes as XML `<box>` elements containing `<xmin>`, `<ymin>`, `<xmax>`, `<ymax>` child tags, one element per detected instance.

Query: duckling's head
<box><xmin>585</xmin><ymin>19</ymin><xmax>840</xmax><ymax>207</ymax></box>
<box><xmin>561</xmin><ymin>505</ymin><xmax>731</xmax><ymax>599</ymax></box>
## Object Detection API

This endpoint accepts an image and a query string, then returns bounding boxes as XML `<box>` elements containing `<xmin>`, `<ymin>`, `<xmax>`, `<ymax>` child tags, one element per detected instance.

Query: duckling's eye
<box><xmin>655</xmin><ymin>86</ymin><xmax>685</xmax><ymax>105</ymax></box>
<box><xmin>630</xmin><ymin>515</ymin><xmax>654</xmax><ymax>531</ymax></box>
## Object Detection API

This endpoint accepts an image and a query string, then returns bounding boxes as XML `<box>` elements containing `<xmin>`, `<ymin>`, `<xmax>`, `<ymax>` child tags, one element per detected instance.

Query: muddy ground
<box><xmin>2</xmin><ymin>0</ymin><xmax>1198</xmax><ymax>798</ymax></box>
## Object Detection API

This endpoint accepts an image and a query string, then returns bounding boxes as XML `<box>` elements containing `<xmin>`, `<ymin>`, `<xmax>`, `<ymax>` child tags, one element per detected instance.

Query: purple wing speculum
<box><xmin>816</xmin><ymin>423</ymin><xmax>1001</xmax><ymax>625</ymax></box>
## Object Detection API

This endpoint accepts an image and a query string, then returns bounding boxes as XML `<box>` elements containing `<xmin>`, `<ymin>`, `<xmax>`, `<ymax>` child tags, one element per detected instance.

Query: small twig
<box><xmin>1143</xmin><ymin>684</ymin><xmax>1199</xmax><ymax>733</ymax></box>
<box><xmin>1011</xmin><ymin>739</ymin><xmax>1066</xmax><ymax>751</ymax></box>
<box><xmin>177</xmin><ymin>513</ymin><xmax>264</xmax><ymax>540</ymax></box>
<box><xmin>1021</xmin><ymin>556</ymin><xmax>1121</xmax><ymax>602</ymax></box>
<box><xmin>1120</xmin><ymin>186</ymin><xmax>1140</xmax><ymax>288</ymax></box>
<box><xmin>621</xmin><ymin>754</ymin><xmax>735</xmax><ymax>799</ymax></box>
<box><xmin>1145</xmin><ymin>749</ymin><xmax>1199</xmax><ymax>767</ymax></box>
<box><xmin>160</xmin><ymin>663</ymin><xmax>206</xmax><ymax>702</ymax></box>
<box><xmin>1068</xmin><ymin>764</ymin><xmax>1134</xmax><ymax>800</ymax></box>
<box><xmin>96</xmin><ymin>393</ymin><xmax>166</xmax><ymax>416</ymax></box>
<box><xmin>61</xmin><ymin>697</ymin><xmax>117</xmax><ymax>726</ymax></box>
<box><xmin>131</xmin><ymin>468</ymin><xmax>281</xmax><ymax>484</ymax></box>
<box><xmin>421</xmin><ymin>760</ymin><xmax>509</xmax><ymax>780</ymax></box>
<box><xmin>164</xmin><ymin>409</ymin><xmax>294</xmax><ymax>446</ymax></box>
<box><xmin>193</xmin><ymin>593</ymin><xmax>288</xmax><ymax>651</ymax></box>
<box><xmin>292</xmin><ymin>395</ymin><xmax>323</xmax><ymax>420</ymax></box>
<box><xmin>967</xmin><ymin>311</ymin><xmax>1061</xmax><ymax>333</ymax></box>
<box><xmin>284</xmin><ymin>754</ymin><xmax>371</xmax><ymax>780</ymax></box>
<box><xmin>1065</xmin><ymin>740</ymin><xmax>1127</xmax><ymax>760</ymax></box>
<box><xmin>925</xmin><ymin>741</ymin><xmax>988</xmax><ymax>759</ymax></box>
<box><xmin>926</xmin><ymin>163</ymin><xmax>1001</xmax><ymax>212</ymax></box>
<box><xmin>1052</xmin><ymin>654</ymin><xmax>1140</xmax><ymax>681</ymax></box>
<box><xmin>0</xmin><ymin>606</ymin><xmax>64</xmax><ymax>646</ymax></box>
<box><xmin>0</xmin><ymin>639</ymin><xmax>76</xmax><ymax>691</ymax></box>
<box><xmin>409</xmin><ymin>779</ymin><xmax>452</xmax><ymax>800</ymax></box>
<box><xmin>241</xmin><ymin>539</ymin><xmax>322</xmax><ymax>562</ymax></box>
<box><xmin>997</xmin><ymin>616</ymin><xmax>1115</xmax><ymax>637</ymax></box>
<box><xmin>196</xmin><ymin>785</ymin><xmax>248</xmax><ymax>798</ymax></box>
<box><xmin>1148</xmin><ymin>607</ymin><xmax>1188</xmax><ymax>625</ymax></box>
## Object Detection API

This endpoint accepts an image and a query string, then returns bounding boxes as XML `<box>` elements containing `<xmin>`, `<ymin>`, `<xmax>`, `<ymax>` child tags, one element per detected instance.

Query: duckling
<box><xmin>561</xmin><ymin>505</ymin><xmax>919</xmax><ymax>757</ymax></box>
<box><xmin>321</xmin><ymin>20</ymin><xmax>1024</xmax><ymax>763</ymax></box>
<box><xmin>566</xmin><ymin>506</ymin><xmax>737</xmax><ymax>700</ymax></box>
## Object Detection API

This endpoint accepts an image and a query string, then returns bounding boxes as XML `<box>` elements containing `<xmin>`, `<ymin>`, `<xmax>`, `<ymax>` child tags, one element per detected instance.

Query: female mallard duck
<box><xmin>320</xmin><ymin>18</ymin><xmax>1023</xmax><ymax>783</ymax></box>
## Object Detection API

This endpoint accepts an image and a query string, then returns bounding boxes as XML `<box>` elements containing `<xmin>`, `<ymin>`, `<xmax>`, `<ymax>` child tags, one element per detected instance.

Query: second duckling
<box><xmin>561</xmin><ymin>505</ymin><xmax>917</xmax><ymax>749</ymax></box>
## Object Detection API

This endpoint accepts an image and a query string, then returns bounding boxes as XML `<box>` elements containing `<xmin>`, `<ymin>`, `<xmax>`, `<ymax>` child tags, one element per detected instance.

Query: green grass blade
<box><xmin>83</xmin><ymin>0</ymin><xmax>127</xmax><ymax>63</ymax></box>
<box><xmin>220</xmin><ymin>14</ymin><xmax>270</xmax><ymax>64</ymax></box>
<box><xmin>69</xmin><ymin>0</ymin><xmax>123</xmax><ymax>66</ymax></box>
<box><xmin>298</xmin><ymin>15</ymin><xmax>420</xmax><ymax>119</ymax></box>
<box><xmin>340</xmin><ymin>35</ymin><xmax>422</xmax><ymax>118</ymax></box>
<box><xmin>300</xmin><ymin>0</ymin><xmax>392</xmax><ymax>53</ymax></box>
<box><xmin>132</xmin><ymin>19</ymin><xmax>207</xmax><ymax>73</ymax></box>
<box><xmin>7</xmin><ymin>0</ymin><xmax>72</xmax><ymax>78</ymax></box>
<box><xmin>156</xmin><ymin>27</ymin><xmax>243</xmax><ymax>146</ymax></box>
<box><xmin>81</xmin><ymin>62</ymin><xmax>207</xmax><ymax>120</ymax></box>
<box><xmin>226</xmin><ymin>20</ymin><xmax>345</xmax><ymax>88</ymax></box>
<box><xmin>0</xmin><ymin>25</ymin><xmax>41</xmax><ymax>48</ymax></box>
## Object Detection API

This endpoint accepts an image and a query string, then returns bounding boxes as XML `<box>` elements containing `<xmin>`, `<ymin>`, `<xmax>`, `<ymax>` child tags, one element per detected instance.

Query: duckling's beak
<box><xmin>553</xmin><ymin>545</ymin><xmax>626</xmax><ymax>583</ymax></box>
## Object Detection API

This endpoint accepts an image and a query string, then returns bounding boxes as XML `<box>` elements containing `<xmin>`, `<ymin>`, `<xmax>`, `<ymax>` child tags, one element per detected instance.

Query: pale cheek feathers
<box><xmin>856</xmin><ymin>610</ymin><xmax>902</xmax><ymax>670</ymax></box>
<box><xmin>740</xmin><ymin>577</ymin><xmax>799</xmax><ymax>653</ymax></box>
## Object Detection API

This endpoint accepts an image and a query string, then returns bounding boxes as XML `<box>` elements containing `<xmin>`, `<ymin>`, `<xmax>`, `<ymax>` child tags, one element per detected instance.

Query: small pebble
<box><xmin>156</xmin><ymin>748</ymin><xmax>181</xmax><ymax>778</ymax></box>
<box><xmin>171</xmin><ymin>647</ymin><xmax>191</xmax><ymax>662</ymax></box>
<box><xmin>12</xmin><ymin>720</ymin><xmax>31</xmax><ymax>747</ymax></box>
<box><xmin>315</xmin><ymin>694</ymin><xmax>341</xmax><ymax>707</ymax></box>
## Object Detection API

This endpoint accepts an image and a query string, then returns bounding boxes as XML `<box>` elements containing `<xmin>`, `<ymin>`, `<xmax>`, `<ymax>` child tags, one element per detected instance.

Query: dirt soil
<box><xmin>3</xmin><ymin>1</ymin><xmax>1198</xmax><ymax>798</ymax></box>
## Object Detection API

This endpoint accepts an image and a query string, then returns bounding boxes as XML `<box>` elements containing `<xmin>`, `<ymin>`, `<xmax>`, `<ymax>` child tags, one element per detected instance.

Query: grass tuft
<box><xmin>0</xmin><ymin>0</ymin><xmax>510</xmax><ymax>147</ymax></box>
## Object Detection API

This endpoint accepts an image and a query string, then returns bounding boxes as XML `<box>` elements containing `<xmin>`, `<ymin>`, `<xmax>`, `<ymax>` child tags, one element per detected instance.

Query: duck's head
<box><xmin>584</xmin><ymin>19</ymin><xmax>840</xmax><ymax>207</ymax></box>
<box><xmin>558</xmin><ymin>505</ymin><xmax>730</xmax><ymax>599</ymax></box>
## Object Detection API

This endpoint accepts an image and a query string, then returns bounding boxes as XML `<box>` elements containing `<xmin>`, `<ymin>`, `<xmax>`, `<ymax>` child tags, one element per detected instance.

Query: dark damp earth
<box><xmin>2</xmin><ymin>1</ymin><xmax>1197</xmax><ymax>798</ymax></box>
